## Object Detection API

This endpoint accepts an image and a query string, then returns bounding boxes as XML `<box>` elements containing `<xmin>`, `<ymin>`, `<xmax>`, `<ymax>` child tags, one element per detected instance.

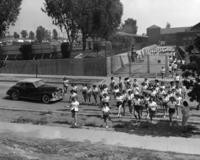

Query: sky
<box><xmin>9</xmin><ymin>0</ymin><xmax>200</xmax><ymax>35</ymax></box>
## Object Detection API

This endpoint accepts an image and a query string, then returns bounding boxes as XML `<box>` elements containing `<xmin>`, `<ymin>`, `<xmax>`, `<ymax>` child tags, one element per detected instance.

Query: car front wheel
<box><xmin>42</xmin><ymin>94</ymin><xmax>50</xmax><ymax>104</ymax></box>
<box><xmin>11</xmin><ymin>91</ymin><xmax>19</xmax><ymax>100</ymax></box>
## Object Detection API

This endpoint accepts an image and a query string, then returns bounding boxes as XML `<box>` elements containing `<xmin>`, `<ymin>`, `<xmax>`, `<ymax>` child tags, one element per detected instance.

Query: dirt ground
<box><xmin>0</xmin><ymin>132</ymin><xmax>199</xmax><ymax>160</ymax></box>
<box><xmin>0</xmin><ymin>108</ymin><xmax>199</xmax><ymax>139</ymax></box>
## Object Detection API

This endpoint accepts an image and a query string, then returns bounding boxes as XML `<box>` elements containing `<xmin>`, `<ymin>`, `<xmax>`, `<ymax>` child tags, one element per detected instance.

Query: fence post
<box><xmin>147</xmin><ymin>55</ymin><xmax>150</xmax><ymax>73</ymax></box>
<box><xmin>129</xmin><ymin>52</ymin><xmax>132</xmax><ymax>76</ymax></box>
<box><xmin>34</xmin><ymin>59</ymin><xmax>38</xmax><ymax>78</ymax></box>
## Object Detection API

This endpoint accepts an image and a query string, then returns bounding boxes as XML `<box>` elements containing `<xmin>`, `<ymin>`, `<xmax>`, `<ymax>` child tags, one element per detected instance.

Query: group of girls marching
<box><xmin>63</xmin><ymin>76</ymin><xmax>190</xmax><ymax>128</ymax></box>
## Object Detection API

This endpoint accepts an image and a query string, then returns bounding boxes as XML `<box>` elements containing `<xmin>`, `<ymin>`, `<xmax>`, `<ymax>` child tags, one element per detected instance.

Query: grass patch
<box><xmin>11</xmin><ymin>116</ymin><xmax>48</xmax><ymax>125</ymax></box>
<box><xmin>0</xmin><ymin>133</ymin><xmax>200</xmax><ymax>160</ymax></box>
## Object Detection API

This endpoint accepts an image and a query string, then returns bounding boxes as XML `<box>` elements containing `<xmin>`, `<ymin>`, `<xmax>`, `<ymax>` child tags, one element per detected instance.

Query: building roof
<box><xmin>191</xmin><ymin>22</ymin><xmax>200</xmax><ymax>31</ymax></box>
<box><xmin>147</xmin><ymin>25</ymin><xmax>161</xmax><ymax>29</ymax></box>
<box><xmin>161</xmin><ymin>27</ymin><xmax>191</xmax><ymax>35</ymax></box>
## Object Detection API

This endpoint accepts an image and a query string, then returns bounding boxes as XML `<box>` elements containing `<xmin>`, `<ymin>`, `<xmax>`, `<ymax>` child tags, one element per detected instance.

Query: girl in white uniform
<box><xmin>63</xmin><ymin>77</ymin><xmax>69</xmax><ymax>94</ymax></box>
<box><xmin>82</xmin><ymin>84</ymin><xmax>88</xmax><ymax>103</ymax></box>
<box><xmin>92</xmin><ymin>85</ymin><xmax>99</xmax><ymax>105</ymax></box>
<box><xmin>70</xmin><ymin>97</ymin><xmax>79</xmax><ymax>127</ymax></box>
<box><xmin>102</xmin><ymin>102</ymin><xmax>111</xmax><ymax>128</ymax></box>
<box><xmin>116</xmin><ymin>92</ymin><xmax>123</xmax><ymax>118</ymax></box>
<box><xmin>127</xmin><ymin>90</ymin><xmax>134</xmax><ymax>116</ymax></box>
<box><xmin>148</xmin><ymin>98</ymin><xmax>158</xmax><ymax>122</ymax></box>
<box><xmin>87</xmin><ymin>86</ymin><xmax>92</xmax><ymax>104</ymax></box>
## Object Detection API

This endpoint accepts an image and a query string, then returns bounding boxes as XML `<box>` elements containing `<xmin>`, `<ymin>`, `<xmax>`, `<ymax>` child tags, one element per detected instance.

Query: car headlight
<box><xmin>52</xmin><ymin>92</ymin><xmax>56</xmax><ymax>97</ymax></box>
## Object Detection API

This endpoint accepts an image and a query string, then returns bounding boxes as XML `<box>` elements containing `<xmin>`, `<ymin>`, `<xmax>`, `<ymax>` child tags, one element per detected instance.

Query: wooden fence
<box><xmin>0</xmin><ymin>58</ymin><xmax>107</xmax><ymax>76</ymax></box>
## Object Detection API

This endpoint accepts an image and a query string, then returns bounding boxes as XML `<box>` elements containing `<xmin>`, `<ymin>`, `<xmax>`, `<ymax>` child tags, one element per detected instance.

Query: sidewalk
<box><xmin>0</xmin><ymin>73</ymin><xmax>173</xmax><ymax>84</ymax></box>
<box><xmin>0</xmin><ymin>122</ymin><xmax>199</xmax><ymax>155</ymax></box>
<box><xmin>0</xmin><ymin>73</ymin><xmax>107</xmax><ymax>84</ymax></box>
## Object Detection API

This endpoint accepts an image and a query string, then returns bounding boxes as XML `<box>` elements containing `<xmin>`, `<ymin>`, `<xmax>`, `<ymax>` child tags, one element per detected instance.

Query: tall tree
<box><xmin>43</xmin><ymin>0</ymin><xmax>123</xmax><ymax>50</ymax></box>
<box><xmin>36</xmin><ymin>26</ymin><xmax>46</xmax><ymax>43</ymax></box>
<box><xmin>0</xmin><ymin>0</ymin><xmax>22</xmax><ymax>37</ymax></box>
<box><xmin>43</xmin><ymin>0</ymin><xmax>79</xmax><ymax>49</ymax></box>
<box><xmin>44</xmin><ymin>29</ymin><xmax>51</xmax><ymax>41</ymax></box>
<box><xmin>74</xmin><ymin>0</ymin><xmax>123</xmax><ymax>50</ymax></box>
<box><xmin>29</xmin><ymin>31</ymin><xmax>35</xmax><ymax>40</ymax></box>
<box><xmin>21</xmin><ymin>30</ymin><xmax>28</xmax><ymax>39</ymax></box>
<box><xmin>121</xmin><ymin>18</ymin><xmax>138</xmax><ymax>34</ymax></box>
<box><xmin>13</xmin><ymin>32</ymin><xmax>20</xmax><ymax>39</ymax></box>
<box><xmin>52</xmin><ymin>29</ymin><xmax>58</xmax><ymax>40</ymax></box>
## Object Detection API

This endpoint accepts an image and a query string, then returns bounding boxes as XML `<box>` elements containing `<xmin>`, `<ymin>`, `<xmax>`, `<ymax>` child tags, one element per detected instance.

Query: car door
<box><xmin>21</xmin><ymin>83</ymin><xmax>37</xmax><ymax>100</ymax></box>
<box><xmin>17</xmin><ymin>82</ymin><xmax>27</xmax><ymax>98</ymax></box>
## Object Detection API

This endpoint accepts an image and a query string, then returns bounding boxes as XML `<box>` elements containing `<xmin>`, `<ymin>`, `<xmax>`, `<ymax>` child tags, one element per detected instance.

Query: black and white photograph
<box><xmin>0</xmin><ymin>0</ymin><xmax>200</xmax><ymax>159</ymax></box>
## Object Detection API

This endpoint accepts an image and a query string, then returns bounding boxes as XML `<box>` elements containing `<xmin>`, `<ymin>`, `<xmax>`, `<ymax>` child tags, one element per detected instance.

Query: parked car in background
<box><xmin>6</xmin><ymin>78</ymin><xmax>63</xmax><ymax>104</ymax></box>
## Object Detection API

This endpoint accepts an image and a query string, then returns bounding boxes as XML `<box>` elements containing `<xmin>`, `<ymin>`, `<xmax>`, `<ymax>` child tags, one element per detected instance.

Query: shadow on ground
<box><xmin>113</xmin><ymin>120</ymin><xmax>200</xmax><ymax>138</ymax></box>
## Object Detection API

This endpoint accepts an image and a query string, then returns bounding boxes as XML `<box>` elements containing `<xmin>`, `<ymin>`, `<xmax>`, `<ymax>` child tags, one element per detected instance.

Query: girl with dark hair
<box><xmin>92</xmin><ymin>85</ymin><xmax>99</xmax><ymax>105</ymax></box>
<box><xmin>102</xmin><ymin>102</ymin><xmax>111</xmax><ymax>128</ymax></box>
<box><xmin>167</xmin><ymin>96</ymin><xmax>177</xmax><ymax>126</ymax></box>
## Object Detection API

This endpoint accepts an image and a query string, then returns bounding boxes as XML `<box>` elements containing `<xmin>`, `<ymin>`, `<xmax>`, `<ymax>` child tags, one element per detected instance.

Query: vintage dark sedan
<box><xmin>7</xmin><ymin>78</ymin><xmax>63</xmax><ymax>104</ymax></box>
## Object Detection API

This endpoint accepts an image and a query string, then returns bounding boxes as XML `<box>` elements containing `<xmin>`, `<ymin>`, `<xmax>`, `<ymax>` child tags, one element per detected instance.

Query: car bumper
<box><xmin>50</xmin><ymin>96</ymin><xmax>63</xmax><ymax>102</ymax></box>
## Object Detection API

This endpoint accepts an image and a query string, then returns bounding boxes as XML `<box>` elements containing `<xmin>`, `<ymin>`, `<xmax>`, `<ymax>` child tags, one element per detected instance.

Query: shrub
<box><xmin>61</xmin><ymin>42</ymin><xmax>71</xmax><ymax>58</ymax></box>
<box><xmin>19</xmin><ymin>43</ymin><xmax>33</xmax><ymax>60</ymax></box>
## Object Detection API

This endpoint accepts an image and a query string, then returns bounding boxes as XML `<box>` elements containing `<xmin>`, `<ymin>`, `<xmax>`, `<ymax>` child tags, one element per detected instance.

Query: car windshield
<box><xmin>34</xmin><ymin>80</ymin><xmax>45</xmax><ymax>88</ymax></box>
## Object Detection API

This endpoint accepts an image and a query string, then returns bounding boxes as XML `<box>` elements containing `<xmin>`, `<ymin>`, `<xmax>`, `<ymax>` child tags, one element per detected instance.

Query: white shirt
<box><xmin>72</xmin><ymin>86</ymin><xmax>78</xmax><ymax>91</ymax></box>
<box><xmin>168</xmin><ymin>66</ymin><xmax>172</xmax><ymax>71</ymax></box>
<box><xmin>176</xmin><ymin>96</ymin><xmax>182</xmax><ymax>105</ymax></box>
<box><xmin>63</xmin><ymin>80</ymin><xmax>69</xmax><ymax>87</ymax></box>
<box><xmin>82</xmin><ymin>86</ymin><xmax>88</xmax><ymax>92</ymax></box>
<box><xmin>71</xmin><ymin>92</ymin><xmax>77</xmax><ymax>98</ymax></box>
<box><xmin>102</xmin><ymin>96</ymin><xmax>110</xmax><ymax>103</ymax></box>
<box><xmin>93</xmin><ymin>87</ymin><xmax>99</xmax><ymax>93</ymax></box>
<box><xmin>175</xmin><ymin>76</ymin><xmax>180</xmax><ymax>81</ymax></box>
<box><xmin>127</xmin><ymin>94</ymin><xmax>134</xmax><ymax>101</ymax></box>
<box><xmin>164</xmin><ymin>95</ymin><xmax>170</xmax><ymax>102</ymax></box>
<box><xmin>116</xmin><ymin>96</ymin><xmax>123</xmax><ymax>102</ymax></box>
<box><xmin>102</xmin><ymin>106</ymin><xmax>110</xmax><ymax>113</ymax></box>
<box><xmin>71</xmin><ymin>101</ymin><xmax>79</xmax><ymax>111</ymax></box>
<box><xmin>149</xmin><ymin>101</ymin><xmax>157</xmax><ymax>111</ymax></box>
<box><xmin>113</xmin><ymin>89</ymin><xmax>120</xmax><ymax>94</ymax></box>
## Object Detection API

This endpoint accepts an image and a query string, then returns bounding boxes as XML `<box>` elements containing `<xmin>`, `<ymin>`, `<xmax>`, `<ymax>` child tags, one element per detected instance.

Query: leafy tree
<box><xmin>0</xmin><ymin>0</ymin><xmax>22</xmax><ymax>37</ymax></box>
<box><xmin>61</xmin><ymin>42</ymin><xmax>71</xmax><ymax>58</ymax></box>
<box><xmin>29</xmin><ymin>31</ymin><xmax>35</xmax><ymax>40</ymax></box>
<box><xmin>52</xmin><ymin>29</ymin><xmax>58</xmax><ymax>40</ymax></box>
<box><xmin>13</xmin><ymin>32</ymin><xmax>20</xmax><ymax>39</ymax></box>
<box><xmin>43</xmin><ymin>0</ymin><xmax>79</xmax><ymax>49</ymax></box>
<box><xmin>43</xmin><ymin>0</ymin><xmax>123</xmax><ymax>50</ymax></box>
<box><xmin>44</xmin><ymin>30</ymin><xmax>51</xmax><ymax>41</ymax></box>
<box><xmin>36</xmin><ymin>26</ymin><xmax>46</xmax><ymax>43</ymax></box>
<box><xmin>166</xmin><ymin>22</ymin><xmax>171</xmax><ymax>29</ymax></box>
<box><xmin>181</xmin><ymin>55</ymin><xmax>200</xmax><ymax>110</ymax></box>
<box><xmin>74</xmin><ymin>0</ymin><xmax>123</xmax><ymax>50</ymax></box>
<box><xmin>121</xmin><ymin>18</ymin><xmax>138</xmax><ymax>34</ymax></box>
<box><xmin>194</xmin><ymin>36</ymin><xmax>200</xmax><ymax>51</ymax></box>
<box><xmin>21</xmin><ymin>30</ymin><xmax>28</xmax><ymax>39</ymax></box>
